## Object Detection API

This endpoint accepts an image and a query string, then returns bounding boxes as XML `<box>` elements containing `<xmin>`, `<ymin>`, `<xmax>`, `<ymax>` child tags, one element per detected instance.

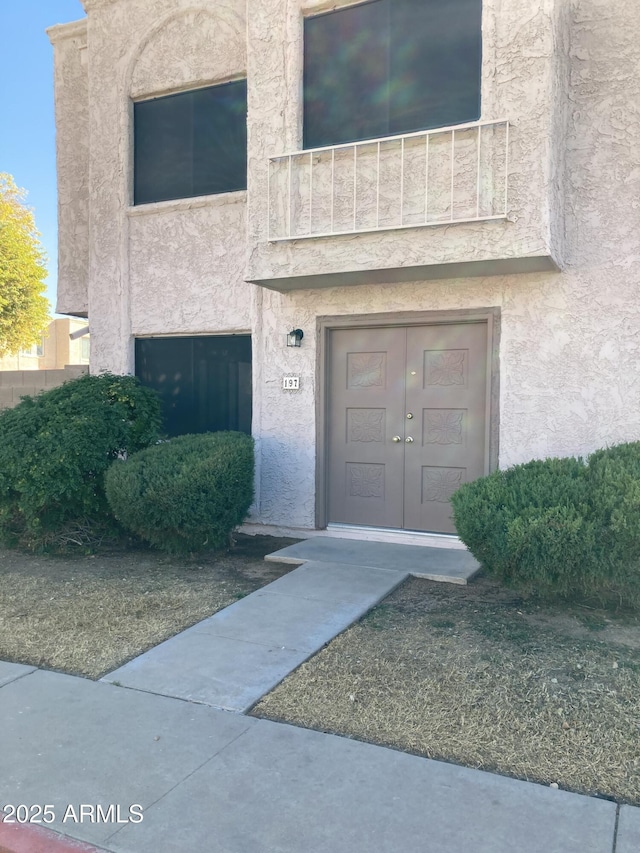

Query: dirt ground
<box><xmin>253</xmin><ymin>574</ymin><xmax>640</xmax><ymax>806</ymax></box>
<box><xmin>0</xmin><ymin>534</ymin><xmax>296</xmax><ymax>679</ymax></box>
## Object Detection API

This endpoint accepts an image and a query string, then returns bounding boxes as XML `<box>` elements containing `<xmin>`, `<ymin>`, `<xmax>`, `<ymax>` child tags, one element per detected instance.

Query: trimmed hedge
<box><xmin>105</xmin><ymin>432</ymin><xmax>254</xmax><ymax>553</ymax></box>
<box><xmin>451</xmin><ymin>444</ymin><xmax>640</xmax><ymax>607</ymax></box>
<box><xmin>0</xmin><ymin>373</ymin><xmax>162</xmax><ymax>548</ymax></box>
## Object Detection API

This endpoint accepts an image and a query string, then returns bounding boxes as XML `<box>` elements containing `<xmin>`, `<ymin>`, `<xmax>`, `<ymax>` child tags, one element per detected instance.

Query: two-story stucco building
<box><xmin>47</xmin><ymin>0</ymin><xmax>640</xmax><ymax>546</ymax></box>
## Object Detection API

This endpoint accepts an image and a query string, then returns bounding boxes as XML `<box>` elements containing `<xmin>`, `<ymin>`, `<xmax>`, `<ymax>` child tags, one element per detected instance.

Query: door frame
<box><xmin>315</xmin><ymin>308</ymin><xmax>501</xmax><ymax>530</ymax></box>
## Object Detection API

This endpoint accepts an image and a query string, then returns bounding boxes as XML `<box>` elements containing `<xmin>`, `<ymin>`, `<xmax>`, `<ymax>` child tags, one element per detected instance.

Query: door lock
<box><xmin>392</xmin><ymin>435</ymin><xmax>402</xmax><ymax>443</ymax></box>
<box><xmin>406</xmin><ymin>413</ymin><xmax>413</xmax><ymax>419</ymax></box>
<box><xmin>405</xmin><ymin>436</ymin><xmax>414</xmax><ymax>443</ymax></box>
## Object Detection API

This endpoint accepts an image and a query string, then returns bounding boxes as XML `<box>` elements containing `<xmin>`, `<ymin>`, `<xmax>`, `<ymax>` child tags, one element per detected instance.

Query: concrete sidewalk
<box><xmin>0</xmin><ymin>663</ymin><xmax>637</xmax><ymax>853</ymax></box>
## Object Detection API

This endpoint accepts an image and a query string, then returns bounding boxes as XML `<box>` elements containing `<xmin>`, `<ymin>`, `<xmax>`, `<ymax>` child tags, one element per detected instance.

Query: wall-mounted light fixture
<box><xmin>287</xmin><ymin>329</ymin><xmax>304</xmax><ymax>348</ymax></box>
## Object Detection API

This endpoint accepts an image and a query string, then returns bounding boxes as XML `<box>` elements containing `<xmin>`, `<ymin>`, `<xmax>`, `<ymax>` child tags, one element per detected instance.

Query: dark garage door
<box><xmin>135</xmin><ymin>335</ymin><xmax>252</xmax><ymax>437</ymax></box>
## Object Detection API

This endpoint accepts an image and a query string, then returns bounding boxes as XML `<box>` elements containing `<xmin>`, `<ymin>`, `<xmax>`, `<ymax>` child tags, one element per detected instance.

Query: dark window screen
<box><xmin>304</xmin><ymin>0</ymin><xmax>482</xmax><ymax>149</ymax></box>
<box><xmin>134</xmin><ymin>80</ymin><xmax>247</xmax><ymax>205</ymax></box>
<box><xmin>135</xmin><ymin>336</ymin><xmax>252</xmax><ymax>438</ymax></box>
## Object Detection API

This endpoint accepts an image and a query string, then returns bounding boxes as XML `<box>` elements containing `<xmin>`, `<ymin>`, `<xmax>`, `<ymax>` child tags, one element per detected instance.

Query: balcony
<box><xmin>248</xmin><ymin>115</ymin><xmax>561</xmax><ymax>292</ymax></box>
<box><xmin>267</xmin><ymin>119</ymin><xmax>509</xmax><ymax>242</ymax></box>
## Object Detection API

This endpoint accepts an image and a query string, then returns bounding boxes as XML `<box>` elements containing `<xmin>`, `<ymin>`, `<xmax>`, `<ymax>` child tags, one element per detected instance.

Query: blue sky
<box><xmin>0</xmin><ymin>0</ymin><xmax>86</xmax><ymax>315</ymax></box>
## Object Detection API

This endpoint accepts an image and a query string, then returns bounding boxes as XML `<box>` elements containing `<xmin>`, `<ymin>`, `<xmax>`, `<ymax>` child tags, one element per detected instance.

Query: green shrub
<box><xmin>451</xmin><ymin>447</ymin><xmax>640</xmax><ymax>607</ymax></box>
<box><xmin>105</xmin><ymin>432</ymin><xmax>254</xmax><ymax>553</ymax></box>
<box><xmin>0</xmin><ymin>373</ymin><xmax>162</xmax><ymax>548</ymax></box>
<box><xmin>585</xmin><ymin>442</ymin><xmax>640</xmax><ymax>601</ymax></box>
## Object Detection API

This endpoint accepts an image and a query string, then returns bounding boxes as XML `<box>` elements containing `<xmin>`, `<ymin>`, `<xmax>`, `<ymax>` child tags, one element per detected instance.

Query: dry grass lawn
<box><xmin>253</xmin><ymin>575</ymin><xmax>640</xmax><ymax>806</ymax></box>
<box><xmin>0</xmin><ymin>535</ymin><xmax>296</xmax><ymax>679</ymax></box>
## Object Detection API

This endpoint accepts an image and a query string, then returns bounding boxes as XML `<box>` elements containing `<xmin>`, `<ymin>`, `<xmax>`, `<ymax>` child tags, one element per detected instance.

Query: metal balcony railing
<box><xmin>267</xmin><ymin>119</ymin><xmax>509</xmax><ymax>242</ymax></box>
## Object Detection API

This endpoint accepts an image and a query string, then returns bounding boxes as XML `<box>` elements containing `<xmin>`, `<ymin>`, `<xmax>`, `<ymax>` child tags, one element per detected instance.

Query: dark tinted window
<box><xmin>304</xmin><ymin>0</ymin><xmax>482</xmax><ymax>149</ymax></box>
<box><xmin>135</xmin><ymin>336</ymin><xmax>252</xmax><ymax>437</ymax></box>
<box><xmin>134</xmin><ymin>80</ymin><xmax>247</xmax><ymax>205</ymax></box>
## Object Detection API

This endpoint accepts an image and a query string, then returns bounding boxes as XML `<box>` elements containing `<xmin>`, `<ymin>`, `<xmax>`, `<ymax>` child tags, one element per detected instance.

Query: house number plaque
<box><xmin>282</xmin><ymin>376</ymin><xmax>300</xmax><ymax>390</ymax></box>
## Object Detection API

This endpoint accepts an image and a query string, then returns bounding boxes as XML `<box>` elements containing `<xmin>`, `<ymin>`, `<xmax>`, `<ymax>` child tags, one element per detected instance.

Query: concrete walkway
<box><xmin>1</xmin><ymin>540</ymin><xmax>638</xmax><ymax>852</ymax></box>
<box><xmin>102</xmin><ymin>559</ymin><xmax>407</xmax><ymax>711</ymax></box>
<box><xmin>102</xmin><ymin>537</ymin><xmax>478</xmax><ymax>710</ymax></box>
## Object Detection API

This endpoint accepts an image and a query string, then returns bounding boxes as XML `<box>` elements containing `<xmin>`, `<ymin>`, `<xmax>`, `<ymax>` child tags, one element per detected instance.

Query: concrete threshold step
<box><xmin>101</xmin><ymin>561</ymin><xmax>407</xmax><ymax>712</ymax></box>
<box><xmin>265</xmin><ymin>536</ymin><xmax>480</xmax><ymax>584</ymax></box>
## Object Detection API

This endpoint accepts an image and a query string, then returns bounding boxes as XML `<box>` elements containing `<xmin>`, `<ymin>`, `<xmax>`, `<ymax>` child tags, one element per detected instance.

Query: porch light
<box><xmin>287</xmin><ymin>329</ymin><xmax>304</xmax><ymax>347</ymax></box>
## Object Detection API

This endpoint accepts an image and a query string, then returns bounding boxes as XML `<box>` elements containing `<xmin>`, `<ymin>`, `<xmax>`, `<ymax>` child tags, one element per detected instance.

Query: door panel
<box><xmin>327</xmin><ymin>321</ymin><xmax>489</xmax><ymax>534</ymax></box>
<box><xmin>328</xmin><ymin>327</ymin><xmax>406</xmax><ymax>527</ymax></box>
<box><xmin>403</xmin><ymin>323</ymin><xmax>488</xmax><ymax>534</ymax></box>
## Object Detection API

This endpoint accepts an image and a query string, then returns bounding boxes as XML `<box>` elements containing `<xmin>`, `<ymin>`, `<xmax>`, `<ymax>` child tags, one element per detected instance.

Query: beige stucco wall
<box><xmin>128</xmin><ymin>194</ymin><xmax>249</xmax><ymax>336</ymax></box>
<box><xmin>0</xmin><ymin>353</ymin><xmax>40</xmax><ymax>372</ymax></box>
<box><xmin>47</xmin><ymin>21</ymin><xmax>90</xmax><ymax>317</ymax></box>
<box><xmin>50</xmin><ymin>0</ymin><xmax>640</xmax><ymax>532</ymax></box>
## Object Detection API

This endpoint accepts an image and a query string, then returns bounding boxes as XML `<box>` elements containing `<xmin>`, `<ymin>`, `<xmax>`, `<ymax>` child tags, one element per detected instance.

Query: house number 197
<box><xmin>282</xmin><ymin>376</ymin><xmax>300</xmax><ymax>390</ymax></box>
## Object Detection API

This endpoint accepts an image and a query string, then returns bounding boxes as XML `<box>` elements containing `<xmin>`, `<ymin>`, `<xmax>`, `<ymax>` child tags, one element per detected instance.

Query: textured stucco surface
<box><xmin>51</xmin><ymin>0</ymin><xmax>640</xmax><ymax>532</ymax></box>
<box><xmin>47</xmin><ymin>21</ymin><xmax>90</xmax><ymax>317</ymax></box>
<box><xmin>129</xmin><ymin>5</ymin><xmax>246</xmax><ymax>100</ymax></box>
<box><xmin>128</xmin><ymin>194</ymin><xmax>250</xmax><ymax>335</ymax></box>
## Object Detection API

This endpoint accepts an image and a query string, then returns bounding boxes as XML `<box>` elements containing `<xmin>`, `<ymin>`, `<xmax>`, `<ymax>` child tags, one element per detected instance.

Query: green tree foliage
<box><xmin>0</xmin><ymin>373</ymin><xmax>162</xmax><ymax>549</ymax></box>
<box><xmin>0</xmin><ymin>174</ymin><xmax>50</xmax><ymax>356</ymax></box>
<box><xmin>105</xmin><ymin>432</ymin><xmax>255</xmax><ymax>554</ymax></box>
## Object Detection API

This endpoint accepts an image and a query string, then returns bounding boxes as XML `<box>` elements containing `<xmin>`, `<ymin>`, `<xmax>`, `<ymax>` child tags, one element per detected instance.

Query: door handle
<box><xmin>392</xmin><ymin>436</ymin><xmax>402</xmax><ymax>443</ymax></box>
<box><xmin>405</xmin><ymin>436</ymin><xmax>414</xmax><ymax>443</ymax></box>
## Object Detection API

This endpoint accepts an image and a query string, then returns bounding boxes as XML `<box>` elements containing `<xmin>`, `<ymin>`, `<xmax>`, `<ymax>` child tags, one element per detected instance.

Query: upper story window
<box><xmin>133</xmin><ymin>79</ymin><xmax>248</xmax><ymax>205</ymax></box>
<box><xmin>21</xmin><ymin>338</ymin><xmax>44</xmax><ymax>358</ymax></box>
<box><xmin>303</xmin><ymin>0</ymin><xmax>482</xmax><ymax>150</ymax></box>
